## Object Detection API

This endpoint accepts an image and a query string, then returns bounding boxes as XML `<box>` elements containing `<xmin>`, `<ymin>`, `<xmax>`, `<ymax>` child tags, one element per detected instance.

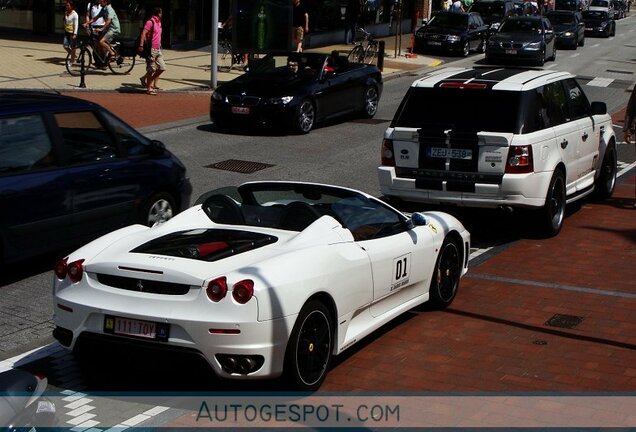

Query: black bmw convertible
<box><xmin>210</xmin><ymin>51</ymin><xmax>383</xmax><ymax>134</ymax></box>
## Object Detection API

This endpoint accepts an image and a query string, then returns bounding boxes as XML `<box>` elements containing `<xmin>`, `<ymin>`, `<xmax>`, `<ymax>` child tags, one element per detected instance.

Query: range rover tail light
<box><xmin>381</xmin><ymin>139</ymin><xmax>395</xmax><ymax>166</ymax></box>
<box><xmin>505</xmin><ymin>145</ymin><xmax>534</xmax><ymax>174</ymax></box>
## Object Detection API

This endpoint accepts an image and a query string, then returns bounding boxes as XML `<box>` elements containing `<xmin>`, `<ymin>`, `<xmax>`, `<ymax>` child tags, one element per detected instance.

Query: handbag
<box><xmin>135</xmin><ymin>19</ymin><xmax>154</xmax><ymax>58</ymax></box>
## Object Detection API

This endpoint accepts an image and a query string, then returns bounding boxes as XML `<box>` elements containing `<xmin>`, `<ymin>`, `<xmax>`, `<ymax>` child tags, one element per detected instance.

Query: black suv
<box><xmin>468</xmin><ymin>0</ymin><xmax>519</xmax><ymax>33</ymax></box>
<box><xmin>0</xmin><ymin>90</ymin><xmax>192</xmax><ymax>267</ymax></box>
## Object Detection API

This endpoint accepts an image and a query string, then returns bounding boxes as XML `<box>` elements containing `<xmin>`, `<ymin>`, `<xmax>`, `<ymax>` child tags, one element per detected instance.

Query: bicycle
<box><xmin>347</xmin><ymin>27</ymin><xmax>379</xmax><ymax>65</ymax></box>
<box><xmin>65</xmin><ymin>26</ymin><xmax>136</xmax><ymax>76</ymax></box>
<box><xmin>217</xmin><ymin>28</ymin><xmax>247</xmax><ymax>72</ymax></box>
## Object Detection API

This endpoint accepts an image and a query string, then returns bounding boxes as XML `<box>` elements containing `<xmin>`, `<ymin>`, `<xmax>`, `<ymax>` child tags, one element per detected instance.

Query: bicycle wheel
<box><xmin>363</xmin><ymin>42</ymin><xmax>378</xmax><ymax>65</ymax></box>
<box><xmin>217</xmin><ymin>41</ymin><xmax>233</xmax><ymax>72</ymax></box>
<box><xmin>109</xmin><ymin>49</ymin><xmax>135</xmax><ymax>75</ymax></box>
<box><xmin>347</xmin><ymin>45</ymin><xmax>365</xmax><ymax>63</ymax></box>
<box><xmin>66</xmin><ymin>48</ymin><xmax>92</xmax><ymax>76</ymax></box>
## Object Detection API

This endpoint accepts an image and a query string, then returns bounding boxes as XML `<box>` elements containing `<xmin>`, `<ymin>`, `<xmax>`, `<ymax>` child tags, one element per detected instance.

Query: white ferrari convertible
<box><xmin>52</xmin><ymin>181</ymin><xmax>470</xmax><ymax>390</ymax></box>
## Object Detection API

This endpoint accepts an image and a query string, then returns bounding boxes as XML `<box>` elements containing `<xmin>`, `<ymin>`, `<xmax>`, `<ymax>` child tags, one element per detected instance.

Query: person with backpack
<box><xmin>138</xmin><ymin>7</ymin><xmax>166</xmax><ymax>96</ymax></box>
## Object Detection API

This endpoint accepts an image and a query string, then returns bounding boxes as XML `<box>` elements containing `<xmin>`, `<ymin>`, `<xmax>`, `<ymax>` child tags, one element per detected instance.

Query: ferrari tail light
<box><xmin>381</xmin><ymin>139</ymin><xmax>395</xmax><ymax>166</ymax></box>
<box><xmin>206</xmin><ymin>277</ymin><xmax>228</xmax><ymax>302</ymax></box>
<box><xmin>55</xmin><ymin>258</ymin><xmax>84</xmax><ymax>283</ymax></box>
<box><xmin>505</xmin><ymin>145</ymin><xmax>534</xmax><ymax>174</ymax></box>
<box><xmin>232</xmin><ymin>279</ymin><xmax>254</xmax><ymax>304</ymax></box>
<box><xmin>54</xmin><ymin>258</ymin><xmax>68</xmax><ymax>279</ymax></box>
<box><xmin>67</xmin><ymin>259</ymin><xmax>85</xmax><ymax>283</ymax></box>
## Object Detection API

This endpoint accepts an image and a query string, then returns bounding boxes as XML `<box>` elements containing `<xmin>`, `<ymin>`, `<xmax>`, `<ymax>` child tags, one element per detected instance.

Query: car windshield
<box><xmin>499</xmin><ymin>19</ymin><xmax>542</xmax><ymax>32</ymax></box>
<box><xmin>247</xmin><ymin>53</ymin><xmax>325</xmax><ymax>78</ymax></box>
<box><xmin>428</xmin><ymin>13</ymin><xmax>469</xmax><ymax>28</ymax></box>
<box><xmin>469</xmin><ymin>2</ymin><xmax>504</xmax><ymax>16</ymax></box>
<box><xmin>555</xmin><ymin>0</ymin><xmax>578</xmax><ymax>8</ymax></box>
<box><xmin>392</xmin><ymin>87</ymin><xmax>523</xmax><ymax>133</ymax></box>
<box><xmin>547</xmin><ymin>13</ymin><xmax>575</xmax><ymax>24</ymax></box>
<box><xmin>590</xmin><ymin>0</ymin><xmax>609</xmax><ymax>6</ymax></box>
<box><xmin>583</xmin><ymin>10</ymin><xmax>609</xmax><ymax>18</ymax></box>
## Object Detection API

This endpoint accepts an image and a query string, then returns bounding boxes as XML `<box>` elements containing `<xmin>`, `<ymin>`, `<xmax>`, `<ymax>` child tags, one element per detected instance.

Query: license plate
<box><xmin>231</xmin><ymin>106</ymin><xmax>250</xmax><ymax>114</ymax></box>
<box><xmin>427</xmin><ymin>147</ymin><xmax>473</xmax><ymax>160</ymax></box>
<box><xmin>104</xmin><ymin>315</ymin><xmax>169</xmax><ymax>341</ymax></box>
<box><xmin>428</xmin><ymin>41</ymin><xmax>442</xmax><ymax>46</ymax></box>
<box><xmin>505</xmin><ymin>49</ymin><xmax>517</xmax><ymax>54</ymax></box>
<box><xmin>585</xmin><ymin>27</ymin><xmax>592</xmax><ymax>31</ymax></box>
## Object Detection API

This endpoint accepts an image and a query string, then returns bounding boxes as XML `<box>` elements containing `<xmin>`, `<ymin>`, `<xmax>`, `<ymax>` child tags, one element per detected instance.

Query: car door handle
<box><xmin>561</xmin><ymin>139</ymin><xmax>568</xmax><ymax>149</ymax></box>
<box><xmin>581</xmin><ymin>132</ymin><xmax>588</xmax><ymax>141</ymax></box>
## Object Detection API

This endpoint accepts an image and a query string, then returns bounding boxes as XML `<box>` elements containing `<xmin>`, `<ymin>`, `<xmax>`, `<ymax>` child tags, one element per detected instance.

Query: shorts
<box><xmin>294</xmin><ymin>26</ymin><xmax>304</xmax><ymax>44</ymax></box>
<box><xmin>101</xmin><ymin>29</ymin><xmax>118</xmax><ymax>44</ymax></box>
<box><xmin>146</xmin><ymin>48</ymin><xmax>166</xmax><ymax>73</ymax></box>
<box><xmin>63</xmin><ymin>32</ymin><xmax>75</xmax><ymax>49</ymax></box>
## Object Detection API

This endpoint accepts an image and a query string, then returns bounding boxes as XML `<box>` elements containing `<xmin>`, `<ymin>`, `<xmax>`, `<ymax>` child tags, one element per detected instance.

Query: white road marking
<box><xmin>121</xmin><ymin>414</ymin><xmax>151</xmax><ymax>426</ymax></box>
<box><xmin>618</xmin><ymin>161</ymin><xmax>636</xmax><ymax>177</ymax></box>
<box><xmin>66</xmin><ymin>404</ymin><xmax>96</xmax><ymax>417</ymax></box>
<box><xmin>143</xmin><ymin>406</ymin><xmax>170</xmax><ymax>416</ymax></box>
<box><xmin>592</xmin><ymin>43</ymin><xmax>600</xmax><ymax>47</ymax></box>
<box><xmin>65</xmin><ymin>398</ymin><xmax>93</xmax><ymax>410</ymax></box>
<box><xmin>70</xmin><ymin>423</ymin><xmax>100</xmax><ymax>432</ymax></box>
<box><xmin>570</xmin><ymin>53</ymin><xmax>580</xmax><ymax>58</ymax></box>
<box><xmin>586</xmin><ymin>77</ymin><xmax>614</xmax><ymax>87</ymax></box>
<box><xmin>67</xmin><ymin>413</ymin><xmax>97</xmax><ymax>426</ymax></box>
<box><xmin>63</xmin><ymin>392</ymin><xmax>88</xmax><ymax>402</ymax></box>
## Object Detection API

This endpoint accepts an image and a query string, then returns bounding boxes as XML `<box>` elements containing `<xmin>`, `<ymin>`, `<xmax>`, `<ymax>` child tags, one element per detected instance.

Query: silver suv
<box><xmin>377</xmin><ymin>67</ymin><xmax>617</xmax><ymax>236</ymax></box>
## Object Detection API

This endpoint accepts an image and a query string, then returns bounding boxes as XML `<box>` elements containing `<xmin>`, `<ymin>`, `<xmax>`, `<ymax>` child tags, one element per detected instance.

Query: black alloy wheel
<box><xmin>428</xmin><ymin>237</ymin><xmax>462</xmax><ymax>308</ymax></box>
<box><xmin>285</xmin><ymin>300</ymin><xmax>333</xmax><ymax>391</ymax></box>
<box><xmin>540</xmin><ymin>170</ymin><xmax>566</xmax><ymax>237</ymax></box>
<box><xmin>537</xmin><ymin>47</ymin><xmax>546</xmax><ymax>66</ymax></box>
<box><xmin>594</xmin><ymin>143</ymin><xmax>617</xmax><ymax>199</ymax></box>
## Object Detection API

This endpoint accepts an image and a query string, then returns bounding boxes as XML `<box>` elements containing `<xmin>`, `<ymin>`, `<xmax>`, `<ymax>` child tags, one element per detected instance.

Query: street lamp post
<box><xmin>210</xmin><ymin>0</ymin><xmax>219</xmax><ymax>89</ymax></box>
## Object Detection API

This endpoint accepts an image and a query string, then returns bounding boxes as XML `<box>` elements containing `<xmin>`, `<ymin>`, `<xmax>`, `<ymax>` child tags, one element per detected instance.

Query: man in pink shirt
<box><xmin>139</xmin><ymin>7</ymin><xmax>165</xmax><ymax>95</ymax></box>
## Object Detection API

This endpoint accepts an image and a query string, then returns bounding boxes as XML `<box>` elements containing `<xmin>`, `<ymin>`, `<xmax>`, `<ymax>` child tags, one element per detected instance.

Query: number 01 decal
<box><xmin>391</xmin><ymin>253</ymin><xmax>411</xmax><ymax>291</ymax></box>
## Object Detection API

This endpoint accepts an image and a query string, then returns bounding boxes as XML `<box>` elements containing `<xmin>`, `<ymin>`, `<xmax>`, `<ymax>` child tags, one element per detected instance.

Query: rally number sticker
<box><xmin>391</xmin><ymin>253</ymin><xmax>411</xmax><ymax>291</ymax></box>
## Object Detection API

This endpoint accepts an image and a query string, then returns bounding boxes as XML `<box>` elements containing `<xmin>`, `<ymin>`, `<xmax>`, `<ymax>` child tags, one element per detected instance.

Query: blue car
<box><xmin>0</xmin><ymin>90</ymin><xmax>192</xmax><ymax>267</ymax></box>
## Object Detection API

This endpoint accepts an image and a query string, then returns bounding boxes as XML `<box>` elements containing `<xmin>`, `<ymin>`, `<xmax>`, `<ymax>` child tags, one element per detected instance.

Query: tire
<box><xmin>109</xmin><ymin>50</ymin><xmax>135</xmax><ymax>75</ymax></box>
<box><xmin>611</xmin><ymin>24</ymin><xmax>616</xmax><ymax>37</ymax></box>
<box><xmin>66</xmin><ymin>48</ymin><xmax>92</xmax><ymax>76</ymax></box>
<box><xmin>550</xmin><ymin>44</ymin><xmax>557</xmax><ymax>61</ymax></box>
<box><xmin>539</xmin><ymin>170</ymin><xmax>566</xmax><ymax>237</ymax></box>
<box><xmin>461</xmin><ymin>40</ymin><xmax>470</xmax><ymax>57</ymax></box>
<box><xmin>594</xmin><ymin>143</ymin><xmax>617</xmax><ymax>200</ymax></box>
<box><xmin>579</xmin><ymin>36</ymin><xmax>585</xmax><ymax>46</ymax></box>
<box><xmin>361</xmin><ymin>85</ymin><xmax>379</xmax><ymax>118</ymax></box>
<box><xmin>284</xmin><ymin>300</ymin><xmax>333</xmax><ymax>391</ymax></box>
<box><xmin>347</xmin><ymin>45</ymin><xmax>365</xmax><ymax>63</ymax></box>
<box><xmin>294</xmin><ymin>99</ymin><xmax>315</xmax><ymax>134</ymax></box>
<box><xmin>536</xmin><ymin>48</ymin><xmax>546</xmax><ymax>66</ymax></box>
<box><xmin>428</xmin><ymin>237</ymin><xmax>462</xmax><ymax>309</ymax></box>
<box><xmin>141</xmin><ymin>192</ymin><xmax>176</xmax><ymax>227</ymax></box>
<box><xmin>363</xmin><ymin>43</ymin><xmax>378</xmax><ymax>65</ymax></box>
<box><xmin>479</xmin><ymin>37</ymin><xmax>487</xmax><ymax>53</ymax></box>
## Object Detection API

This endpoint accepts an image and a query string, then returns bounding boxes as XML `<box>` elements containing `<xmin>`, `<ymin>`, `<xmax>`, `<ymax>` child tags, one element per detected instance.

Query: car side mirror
<box><xmin>590</xmin><ymin>101</ymin><xmax>607</xmax><ymax>115</ymax></box>
<box><xmin>149</xmin><ymin>139</ymin><xmax>166</xmax><ymax>156</ymax></box>
<box><xmin>407</xmin><ymin>212</ymin><xmax>428</xmax><ymax>229</ymax></box>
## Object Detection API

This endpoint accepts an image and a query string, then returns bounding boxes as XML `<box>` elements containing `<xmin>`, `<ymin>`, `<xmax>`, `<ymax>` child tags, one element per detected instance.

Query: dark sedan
<box><xmin>0</xmin><ymin>91</ymin><xmax>192</xmax><ymax>268</ymax></box>
<box><xmin>582</xmin><ymin>10</ymin><xmax>616</xmax><ymax>36</ymax></box>
<box><xmin>546</xmin><ymin>10</ymin><xmax>585</xmax><ymax>48</ymax></box>
<box><xmin>413</xmin><ymin>11</ymin><xmax>490</xmax><ymax>56</ymax></box>
<box><xmin>210</xmin><ymin>51</ymin><xmax>383</xmax><ymax>134</ymax></box>
<box><xmin>485</xmin><ymin>16</ymin><xmax>557</xmax><ymax>66</ymax></box>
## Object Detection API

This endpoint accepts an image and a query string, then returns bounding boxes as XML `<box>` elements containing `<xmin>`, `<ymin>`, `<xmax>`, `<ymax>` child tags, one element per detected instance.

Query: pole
<box><xmin>79</xmin><ymin>48</ymin><xmax>86</xmax><ymax>88</ymax></box>
<box><xmin>210</xmin><ymin>0</ymin><xmax>219</xmax><ymax>89</ymax></box>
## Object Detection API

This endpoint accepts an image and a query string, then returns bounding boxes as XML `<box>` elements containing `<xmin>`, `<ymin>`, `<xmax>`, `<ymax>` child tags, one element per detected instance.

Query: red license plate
<box><xmin>231</xmin><ymin>106</ymin><xmax>250</xmax><ymax>115</ymax></box>
<box><xmin>104</xmin><ymin>315</ymin><xmax>168</xmax><ymax>340</ymax></box>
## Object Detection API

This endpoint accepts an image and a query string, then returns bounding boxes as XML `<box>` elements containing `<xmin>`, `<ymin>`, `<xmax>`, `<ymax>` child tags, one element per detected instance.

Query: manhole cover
<box><xmin>349</xmin><ymin>118</ymin><xmax>390</xmax><ymax>125</ymax></box>
<box><xmin>545</xmin><ymin>314</ymin><xmax>583</xmax><ymax>329</ymax></box>
<box><xmin>205</xmin><ymin>159</ymin><xmax>274</xmax><ymax>174</ymax></box>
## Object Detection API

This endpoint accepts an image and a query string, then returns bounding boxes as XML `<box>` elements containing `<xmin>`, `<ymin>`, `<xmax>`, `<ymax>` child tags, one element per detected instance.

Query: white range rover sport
<box><xmin>378</xmin><ymin>67</ymin><xmax>617</xmax><ymax>236</ymax></box>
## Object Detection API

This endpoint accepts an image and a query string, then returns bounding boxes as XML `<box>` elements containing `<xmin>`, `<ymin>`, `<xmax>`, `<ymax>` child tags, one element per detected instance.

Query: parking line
<box><xmin>467</xmin><ymin>273</ymin><xmax>636</xmax><ymax>299</ymax></box>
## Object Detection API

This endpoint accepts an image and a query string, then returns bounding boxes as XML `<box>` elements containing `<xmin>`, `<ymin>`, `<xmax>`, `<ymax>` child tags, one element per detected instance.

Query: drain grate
<box><xmin>349</xmin><ymin>118</ymin><xmax>390</xmax><ymax>125</ymax></box>
<box><xmin>205</xmin><ymin>159</ymin><xmax>274</xmax><ymax>174</ymax></box>
<box><xmin>545</xmin><ymin>314</ymin><xmax>584</xmax><ymax>329</ymax></box>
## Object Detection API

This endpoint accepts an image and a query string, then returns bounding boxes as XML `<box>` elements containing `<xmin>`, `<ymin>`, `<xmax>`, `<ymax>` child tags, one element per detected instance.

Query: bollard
<box><xmin>79</xmin><ymin>50</ymin><xmax>86</xmax><ymax>88</ymax></box>
<box><xmin>377</xmin><ymin>40</ymin><xmax>385</xmax><ymax>72</ymax></box>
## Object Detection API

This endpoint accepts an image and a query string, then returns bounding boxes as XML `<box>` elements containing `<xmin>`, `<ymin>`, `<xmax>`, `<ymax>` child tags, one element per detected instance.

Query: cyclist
<box><xmin>84</xmin><ymin>1</ymin><xmax>104</xmax><ymax>34</ymax></box>
<box><xmin>85</xmin><ymin>0</ymin><xmax>120</xmax><ymax>63</ymax></box>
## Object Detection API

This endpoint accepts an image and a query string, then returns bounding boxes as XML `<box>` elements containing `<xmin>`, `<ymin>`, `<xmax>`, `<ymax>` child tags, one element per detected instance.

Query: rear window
<box><xmin>470</xmin><ymin>2</ymin><xmax>505</xmax><ymax>16</ymax></box>
<box><xmin>392</xmin><ymin>87</ymin><xmax>523</xmax><ymax>133</ymax></box>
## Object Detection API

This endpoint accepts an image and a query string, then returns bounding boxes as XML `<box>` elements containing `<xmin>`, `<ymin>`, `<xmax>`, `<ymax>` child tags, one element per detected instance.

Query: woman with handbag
<box><xmin>138</xmin><ymin>7</ymin><xmax>166</xmax><ymax>96</ymax></box>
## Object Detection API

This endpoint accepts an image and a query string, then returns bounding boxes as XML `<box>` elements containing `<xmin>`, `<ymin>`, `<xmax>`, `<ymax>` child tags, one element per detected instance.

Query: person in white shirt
<box><xmin>85</xmin><ymin>1</ymin><xmax>104</xmax><ymax>33</ymax></box>
<box><xmin>63</xmin><ymin>0</ymin><xmax>78</xmax><ymax>64</ymax></box>
<box><xmin>450</xmin><ymin>0</ymin><xmax>465</xmax><ymax>11</ymax></box>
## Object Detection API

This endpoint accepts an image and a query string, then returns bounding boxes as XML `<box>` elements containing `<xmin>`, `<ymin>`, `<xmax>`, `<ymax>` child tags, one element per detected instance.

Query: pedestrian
<box><xmin>85</xmin><ymin>0</ymin><xmax>120</xmax><ymax>65</ymax></box>
<box><xmin>623</xmin><ymin>86</ymin><xmax>636</xmax><ymax>207</ymax></box>
<box><xmin>63</xmin><ymin>0</ymin><xmax>78</xmax><ymax>66</ymax></box>
<box><xmin>344</xmin><ymin>0</ymin><xmax>361</xmax><ymax>44</ymax></box>
<box><xmin>84</xmin><ymin>0</ymin><xmax>104</xmax><ymax>34</ymax></box>
<box><xmin>450</xmin><ymin>0</ymin><xmax>464</xmax><ymax>11</ymax></box>
<box><xmin>139</xmin><ymin>7</ymin><xmax>166</xmax><ymax>96</ymax></box>
<box><xmin>443</xmin><ymin>0</ymin><xmax>452</xmax><ymax>10</ymax></box>
<box><xmin>292</xmin><ymin>0</ymin><xmax>309</xmax><ymax>52</ymax></box>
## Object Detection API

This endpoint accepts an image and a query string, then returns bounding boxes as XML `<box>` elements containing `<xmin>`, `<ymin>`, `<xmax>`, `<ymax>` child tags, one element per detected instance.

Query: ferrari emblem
<box><xmin>136</xmin><ymin>280</ymin><xmax>144</xmax><ymax>292</ymax></box>
<box><xmin>308</xmin><ymin>343</ymin><xmax>314</xmax><ymax>352</ymax></box>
